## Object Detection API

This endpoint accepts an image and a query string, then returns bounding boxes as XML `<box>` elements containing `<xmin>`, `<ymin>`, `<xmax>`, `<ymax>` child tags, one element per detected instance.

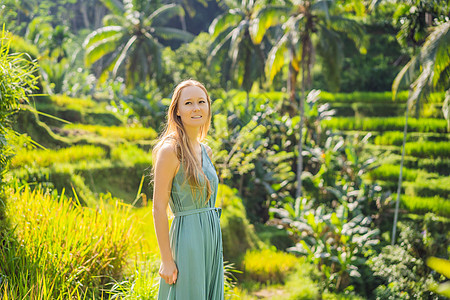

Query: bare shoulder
<box><xmin>203</xmin><ymin>144</ymin><xmax>213</xmax><ymax>159</ymax></box>
<box><xmin>156</xmin><ymin>142</ymin><xmax>179</xmax><ymax>170</ymax></box>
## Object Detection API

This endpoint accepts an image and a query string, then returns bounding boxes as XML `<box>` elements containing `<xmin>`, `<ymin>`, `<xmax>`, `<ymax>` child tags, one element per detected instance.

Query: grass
<box><xmin>404</xmin><ymin>141</ymin><xmax>450</xmax><ymax>158</ymax></box>
<box><xmin>366</xmin><ymin>164</ymin><xmax>436</xmax><ymax>182</ymax></box>
<box><xmin>318</xmin><ymin>91</ymin><xmax>445</xmax><ymax>104</ymax></box>
<box><xmin>64</xmin><ymin>124</ymin><xmax>157</xmax><ymax>141</ymax></box>
<box><xmin>373</xmin><ymin>132</ymin><xmax>449</xmax><ymax>146</ymax></box>
<box><xmin>11</xmin><ymin>145</ymin><xmax>107</xmax><ymax>169</ymax></box>
<box><xmin>404</xmin><ymin>177</ymin><xmax>450</xmax><ymax>199</ymax></box>
<box><xmin>322</xmin><ymin>117</ymin><xmax>448</xmax><ymax>133</ymax></box>
<box><xmin>393</xmin><ymin>193</ymin><xmax>450</xmax><ymax>217</ymax></box>
<box><xmin>50</xmin><ymin>94</ymin><xmax>98</xmax><ymax>109</ymax></box>
<box><xmin>1</xmin><ymin>183</ymin><xmax>140</xmax><ymax>298</ymax></box>
<box><xmin>242</xmin><ymin>248</ymin><xmax>298</xmax><ymax>284</ymax></box>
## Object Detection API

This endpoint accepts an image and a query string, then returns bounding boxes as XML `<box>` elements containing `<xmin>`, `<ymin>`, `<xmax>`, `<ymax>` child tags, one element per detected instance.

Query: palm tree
<box><xmin>391</xmin><ymin>20</ymin><xmax>450</xmax><ymax>245</ymax></box>
<box><xmin>208</xmin><ymin>0</ymin><xmax>267</xmax><ymax>108</ymax></box>
<box><xmin>253</xmin><ymin>0</ymin><xmax>366</xmax><ymax>199</ymax></box>
<box><xmin>83</xmin><ymin>0</ymin><xmax>193</xmax><ymax>88</ymax></box>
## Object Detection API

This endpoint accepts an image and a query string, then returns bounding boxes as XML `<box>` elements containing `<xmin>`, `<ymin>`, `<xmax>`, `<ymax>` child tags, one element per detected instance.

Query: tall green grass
<box><xmin>51</xmin><ymin>94</ymin><xmax>98</xmax><ymax>109</ymax></box>
<box><xmin>404</xmin><ymin>177</ymin><xmax>450</xmax><ymax>199</ymax></box>
<box><xmin>319</xmin><ymin>91</ymin><xmax>445</xmax><ymax>104</ymax></box>
<box><xmin>0</xmin><ymin>183</ymin><xmax>139</xmax><ymax>298</ymax></box>
<box><xmin>393</xmin><ymin>193</ymin><xmax>450</xmax><ymax>217</ymax></box>
<box><xmin>380</xmin><ymin>154</ymin><xmax>450</xmax><ymax>175</ymax></box>
<box><xmin>111</xmin><ymin>143</ymin><xmax>152</xmax><ymax>165</ymax></box>
<box><xmin>366</xmin><ymin>164</ymin><xmax>435</xmax><ymax>182</ymax></box>
<box><xmin>11</xmin><ymin>145</ymin><xmax>106</xmax><ymax>169</ymax></box>
<box><xmin>373</xmin><ymin>132</ymin><xmax>449</xmax><ymax>146</ymax></box>
<box><xmin>322</xmin><ymin>117</ymin><xmax>447</xmax><ymax>133</ymax></box>
<box><xmin>242</xmin><ymin>248</ymin><xmax>298</xmax><ymax>284</ymax></box>
<box><xmin>64</xmin><ymin>124</ymin><xmax>157</xmax><ymax>141</ymax></box>
<box><xmin>319</xmin><ymin>91</ymin><xmax>409</xmax><ymax>103</ymax></box>
<box><xmin>405</xmin><ymin>142</ymin><xmax>450</xmax><ymax>158</ymax></box>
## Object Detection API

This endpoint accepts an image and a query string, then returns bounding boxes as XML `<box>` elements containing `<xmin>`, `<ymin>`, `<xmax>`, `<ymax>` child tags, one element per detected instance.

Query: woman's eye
<box><xmin>200</xmin><ymin>100</ymin><xmax>206</xmax><ymax>103</ymax></box>
<box><xmin>185</xmin><ymin>102</ymin><xmax>191</xmax><ymax>105</ymax></box>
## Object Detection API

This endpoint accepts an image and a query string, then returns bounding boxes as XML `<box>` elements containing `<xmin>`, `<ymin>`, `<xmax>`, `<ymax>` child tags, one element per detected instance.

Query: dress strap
<box><xmin>174</xmin><ymin>207</ymin><xmax>222</xmax><ymax>218</ymax></box>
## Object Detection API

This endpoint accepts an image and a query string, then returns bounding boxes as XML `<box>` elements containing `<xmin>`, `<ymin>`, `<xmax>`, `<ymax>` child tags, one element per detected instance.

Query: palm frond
<box><xmin>145</xmin><ymin>4</ymin><xmax>184</xmax><ymax>26</ymax></box>
<box><xmin>83</xmin><ymin>26</ymin><xmax>123</xmax><ymax>49</ymax></box>
<box><xmin>329</xmin><ymin>15</ymin><xmax>367</xmax><ymax>53</ymax></box>
<box><xmin>266</xmin><ymin>33</ymin><xmax>289</xmax><ymax>82</ymax></box>
<box><xmin>103</xmin><ymin>14</ymin><xmax>125</xmax><ymax>26</ymax></box>
<box><xmin>84</xmin><ymin>34</ymin><xmax>125</xmax><ymax>65</ymax></box>
<box><xmin>112</xmin><ymin>35</ymin><xmax>137</xmax><ymax>77</ymax></box>
<box><xmin>100</xmin><ymin>0</ymin><xmax>125</xmax><ymax>15</ymax></box>
<box><xmin>423</xmin><ymin>21</ymin><xmax>450</xmax><ymax>86</ymax></box>
<box><xmin>228</xmin><ymin>23</ymin><xmax>246</xmax><ymax>67</ymax></box>
<box><xmin>317</xmin><ymin>24</ymin><xmax>344</xmax><ymax>91</ymax></box>
<box><xmin>152</xmin><ymin>27</ymin><xmax>194</xmax><ymax>42</ymax></box>
<box><xmin>209</xmin><ymin>11</ymin><xmax>243</xmax><ymax>38</ymax></box>
<box><xmin>209</xmin><ymin>28</ymin><xmax>235</xmax><ymax>65</ymax></box>
<box><xmin>311</xmin><ymin>0</ymin><xmax>330</xmax><ymax>20</ymax></box>
<box><xmin>251</xmin><ymin>5</ymin><xmax>289</xmax><ymax>44</ymax></box>
<box><xmin>392</xmin><ymin>55</ymin><xmax>421</xmax><ymax>100</ymax></box>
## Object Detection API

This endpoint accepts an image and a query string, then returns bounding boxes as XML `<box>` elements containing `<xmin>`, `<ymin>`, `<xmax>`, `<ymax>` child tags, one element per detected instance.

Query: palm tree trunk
<box><xmin>296</xmin><ymin>59</ymin><xmax>306</xmax><ymax>200</ymax></box>
<box><xmin>392</xmin><ymin>98</ymin><xmax>410</xmax><ymax>245</ymax></box>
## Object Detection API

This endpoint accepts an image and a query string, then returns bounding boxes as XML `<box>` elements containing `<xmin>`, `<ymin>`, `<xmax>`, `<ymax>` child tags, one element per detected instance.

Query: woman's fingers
<box><xmin>172</xmin><ymin>272</ymin><xmax>177</xmax><ymax>284</ymax></box>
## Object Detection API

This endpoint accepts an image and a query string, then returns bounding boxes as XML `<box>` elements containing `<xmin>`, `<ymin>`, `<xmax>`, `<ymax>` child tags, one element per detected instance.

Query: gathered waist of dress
<box><xmin>174</xmin><ymin>207</ymin><xmax>222</xmax><ymax>218</ymax></box>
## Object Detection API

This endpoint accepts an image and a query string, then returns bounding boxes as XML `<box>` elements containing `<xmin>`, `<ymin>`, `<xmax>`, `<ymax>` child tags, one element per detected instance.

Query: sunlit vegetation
<box><xmin>1</xmin><ymin>0</ymin><xmax>449</xmax><ymax>299</ymax></box>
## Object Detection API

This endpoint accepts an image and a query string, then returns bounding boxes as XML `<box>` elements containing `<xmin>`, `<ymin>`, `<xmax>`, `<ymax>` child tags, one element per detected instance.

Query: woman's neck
<box><xmin>184</xmin><ymin>126</ymin><xmax>200</xmax><ymax>147</ymax></box>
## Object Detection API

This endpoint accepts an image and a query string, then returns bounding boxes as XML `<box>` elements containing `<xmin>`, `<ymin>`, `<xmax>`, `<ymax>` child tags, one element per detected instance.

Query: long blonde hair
<box><xmin>152</xmin><ymin>79</ymin><xmax>212</xmax><ymax>201</ymax></box>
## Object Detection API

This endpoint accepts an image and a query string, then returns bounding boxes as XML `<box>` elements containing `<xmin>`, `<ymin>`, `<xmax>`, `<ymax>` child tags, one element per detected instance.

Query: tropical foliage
<box><xmin>1</xmin><ymin>0</ymin><xmax>449</xmax><ymax>299</ymax></box>
<box><xmin>83</xmin><ymin>0</ymin><xmax>193</xmax><ymax>87</ymax></box>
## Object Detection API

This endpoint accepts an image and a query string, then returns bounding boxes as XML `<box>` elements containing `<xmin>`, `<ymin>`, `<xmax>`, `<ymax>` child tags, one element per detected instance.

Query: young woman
<box><xmin>152</xmin><ymin>80</ymin><xmax>224</xmax><ymax>299</ymax></box>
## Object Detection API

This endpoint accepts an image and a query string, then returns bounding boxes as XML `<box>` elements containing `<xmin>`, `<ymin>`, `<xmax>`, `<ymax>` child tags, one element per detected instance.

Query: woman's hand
<box><xmin>159</xmin><ymin>260</ymin><xmax>178</xmax><ymax>285</ymax></box>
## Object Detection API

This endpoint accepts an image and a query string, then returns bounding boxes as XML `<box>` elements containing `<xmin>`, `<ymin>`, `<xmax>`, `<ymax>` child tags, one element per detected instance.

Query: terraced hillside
<box><xmin>319</xmin><ymin>91</ymin><xmax>449</xmax><ymax>218</ymax></box>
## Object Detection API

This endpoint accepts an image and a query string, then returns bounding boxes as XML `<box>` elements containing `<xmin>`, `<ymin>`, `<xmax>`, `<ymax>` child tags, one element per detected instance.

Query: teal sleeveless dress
<box><xmin>157</xmin><ymin>144</ymin><xmax>224</xmax><ymax>300</ymax></box>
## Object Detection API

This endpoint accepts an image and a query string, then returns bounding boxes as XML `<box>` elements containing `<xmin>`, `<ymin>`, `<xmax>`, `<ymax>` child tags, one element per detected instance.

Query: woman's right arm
<box><xmin>153</xmin><ymin>143</ymin><xmax>179</xmax><ymax>285</ymax></box>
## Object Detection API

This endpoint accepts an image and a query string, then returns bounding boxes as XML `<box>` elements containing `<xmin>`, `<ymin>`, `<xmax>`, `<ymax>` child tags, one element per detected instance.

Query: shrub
<box><xmin>368</xmin><ymin>245</ymin><xmax>439</xmax><ymax>299</ymax></box>
<box><xmin>219</xmin><ymin>184</ymin><xmax>262</xmax><ymax>263</ymax></box>
<box><xmin>242</xmin><ymin>248</ymin><xmax>298</xmax><ymax>283</ymax></box>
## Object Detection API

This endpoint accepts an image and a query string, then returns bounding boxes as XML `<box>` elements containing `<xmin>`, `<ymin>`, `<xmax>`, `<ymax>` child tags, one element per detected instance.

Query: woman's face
<box><xmin>177</xmin><ymin>86</ymin><xmax>209</xmax><ymax>128</ymax></box>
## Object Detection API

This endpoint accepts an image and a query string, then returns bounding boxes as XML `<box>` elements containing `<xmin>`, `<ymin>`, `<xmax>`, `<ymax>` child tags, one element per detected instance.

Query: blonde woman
<box><xmin>152</xmin><ymin>80</ymin><xmax>224</xmax><ymax>299</ymax></box>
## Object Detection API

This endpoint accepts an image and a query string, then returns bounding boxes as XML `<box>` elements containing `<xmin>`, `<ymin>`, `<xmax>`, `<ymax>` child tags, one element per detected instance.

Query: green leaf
<box><xmin>84</xmin><ymin>34</ymin><xmax>125</xmax><ymax>66</ymax></box>
<box><xmin>266</xmin><ymin>33</ymin><xmax>288</xmax><ymax>82</ymax></box>
<box><xmin>146</xmin><ymin>4</ymin><xmax>184</xmax><ymax>26</ymax></box>
<box><xmin>100</xmin><ymin>0</ymin><xmax>125</xmax><ymax>16</ymax></box>
<box><xmin>83</xmin><ymin>25</ymin><xmax>123</xmax><ymax>49</ymax></box>
<box><xmin>153</xmin><ymin>27</ymin><xmax>194</xmax><ymax>42</ymax></box>
<box><xmin>209</xmin><ymin>11</ymin><xmax>243</xmax><ymax>38</ymax></box>
<box><xmin>251</xmin><ymin>6</ymin><xmax>288</xmax><ymax>44</ymax></box>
